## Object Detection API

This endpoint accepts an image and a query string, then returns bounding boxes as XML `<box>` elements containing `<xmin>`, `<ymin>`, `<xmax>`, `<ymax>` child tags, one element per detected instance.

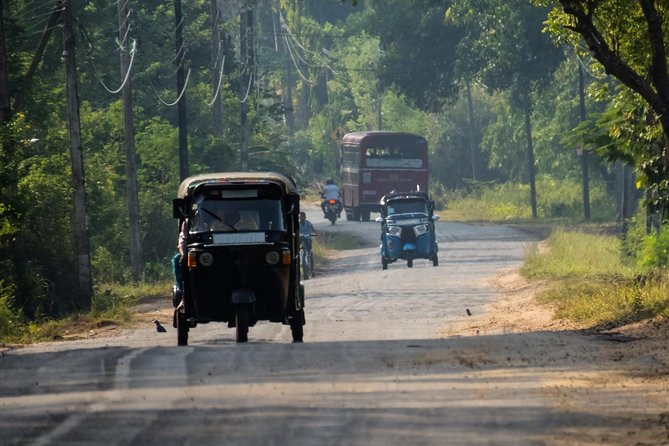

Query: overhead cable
<box><xmin>146</xmin><ymin>67</ymin><xmax>192</xmax><ymax>107</ymax></box>
<box><xmin>95</xmin><ymin>39</ymin><xmax>137</xmax><ymax>94</ymax></box>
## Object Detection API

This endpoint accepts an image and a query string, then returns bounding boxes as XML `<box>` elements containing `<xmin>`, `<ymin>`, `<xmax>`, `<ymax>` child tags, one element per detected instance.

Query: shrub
<box><xmin>0</xmin><ymin>281</ymin><xmax>24</xmax><ymax>339</ymax></box>
<box><xmin>636</xmin><ymin>224</ymin><xmax>669</xmax><ymax>270</ymax></box>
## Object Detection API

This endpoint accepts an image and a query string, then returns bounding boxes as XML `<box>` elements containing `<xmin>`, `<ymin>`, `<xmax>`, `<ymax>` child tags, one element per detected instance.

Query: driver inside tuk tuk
<box><xmin>209</xmin><ymin>203</ymin><xmax>259</xmax><ymax>231</ymax></box>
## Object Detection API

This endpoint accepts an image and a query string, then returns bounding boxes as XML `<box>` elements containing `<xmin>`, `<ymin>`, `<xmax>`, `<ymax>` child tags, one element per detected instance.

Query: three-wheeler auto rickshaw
<box><xmin>376</xmin><ymin>190</ymin><xmax>439</xmax><ymax>269</ymax></box>
<box><xmin>172</xmin><ymin>172</ymin><xmax>305</xmax><ymax>345</ymax></box>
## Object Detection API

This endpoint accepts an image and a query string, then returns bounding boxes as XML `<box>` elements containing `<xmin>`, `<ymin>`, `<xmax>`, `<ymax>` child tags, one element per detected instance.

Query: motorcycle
<box><xmin>324</xmin><ymin>198</ymin><xmax>341</xmax><ymax>225</ymax></box>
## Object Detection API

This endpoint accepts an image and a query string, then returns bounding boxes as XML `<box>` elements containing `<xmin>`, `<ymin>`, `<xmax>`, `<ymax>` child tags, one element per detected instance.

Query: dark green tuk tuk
<box><xmin>172</xmin><ymin>172</ymin><xmax>305</xmax><ymax>345</ymax></box>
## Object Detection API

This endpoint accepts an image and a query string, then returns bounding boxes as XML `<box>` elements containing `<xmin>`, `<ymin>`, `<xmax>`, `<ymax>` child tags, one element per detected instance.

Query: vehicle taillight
<box><xmin>328</xmin><ymin>198</ymin><xmax>336</xmax><ymax>205</ymax></box>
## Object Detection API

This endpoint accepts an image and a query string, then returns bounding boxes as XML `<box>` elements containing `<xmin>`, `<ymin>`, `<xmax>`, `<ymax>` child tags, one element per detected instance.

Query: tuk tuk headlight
<box><xmin>414</xmin><ymin>224</ymin><xmax>429</xmax><ymax>236</ymax></box>
<box><xmin>199</xmin><ymin>252</ymin><xmax>214</xmax><ymax>267</ymax></box>
<box><xmin>265</xmin><ymin>251</ymin><xmax>280</xmax><ymax>265</ymax></box>
<box><xmin>187</xmin><ymin>251</ymin><xmax>197</xmax><ymax>269</ymax></box>
<box><xmin>387</xmin><ymin>226</ymin><xmax>401</xmax><ymax>237</ymax></box>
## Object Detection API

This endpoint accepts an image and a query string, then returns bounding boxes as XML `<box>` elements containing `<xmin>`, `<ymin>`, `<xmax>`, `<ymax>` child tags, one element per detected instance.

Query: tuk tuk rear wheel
<box><xmin>432</xmin><ymin>254</ymin><xmax>439</xmax><ymax>267</ymax></box>
<box><xmin>382</xmin><ymin>258</ymin><xmax>388</xmax><ymax>270</ymax></box>
<box><xmin>290</xmin><ymin>309</ymin><xmax>304</xmax><ymax>343</ymax></box>
<box><xmin>235</xmin><ymin>304</ymin><xmax>249</xmax><ymax>343</ymax></box>
<box><xmin>176</xmin><ymin>311</ymin><xmax>189</xmax><ymax>346</ymax></box>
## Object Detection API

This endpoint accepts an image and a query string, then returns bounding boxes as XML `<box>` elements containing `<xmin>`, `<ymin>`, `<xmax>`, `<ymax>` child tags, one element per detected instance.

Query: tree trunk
<box><xmin>118</xmin><ymin>0</ymin><xmax>142</xmax><ymax>282</ymax></box>
<box><xmin>63</xmin><ymin>0</ymin><xmax>92</xmax><ymax>309</ymax></box>
<box><xmin>578</xmin><ymin>63</ymin><xmax>591</xmax><ymax>221</ymax></box>
<box><xmin>0</xmin><ymin>0</ymin><xmax>10</xmax><ymax>123</ymax></box>
<box><xmin>524</xmin><ymin>105</ymin><xmax>538</xmax><ymax>219</ymax></box>
<box><xmin>466</xmin><ymin>81</ymin><xmax>477</xmax><ymax>181</ymax></box>
<box><xmin>11</xmin><ymin>4</ymin><xmax>60</xmax><ymax>114</ymax></box>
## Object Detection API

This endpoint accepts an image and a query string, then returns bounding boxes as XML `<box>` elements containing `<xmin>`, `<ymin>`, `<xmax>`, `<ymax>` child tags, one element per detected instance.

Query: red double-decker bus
<box><xmin>339</xmin><ymin>131</ymin><xmax>429</xmax><ymax>221</ymax></box>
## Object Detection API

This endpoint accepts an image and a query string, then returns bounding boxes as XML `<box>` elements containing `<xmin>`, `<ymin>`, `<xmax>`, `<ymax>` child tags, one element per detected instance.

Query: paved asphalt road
<box><xmin>1</xmin><ymin>209</ymin><xmax>552</xmax><ymax>446</ymax></box>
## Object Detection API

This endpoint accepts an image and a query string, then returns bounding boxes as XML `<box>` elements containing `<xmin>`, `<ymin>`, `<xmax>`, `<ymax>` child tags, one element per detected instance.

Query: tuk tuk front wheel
<box><xmin>235</xmin><ymin>304</ymin><xmax>249</xmax><ymax>343</ymax></box>
<box><xmin>432</xmin><ymin>254</ymin><xmax>439</xmax><ymax>267</ymax></box>
<box><xmin>407</xmin><ymin>258</ymin><xmax>413</xmax><ymax>268</ymax></box>
<box><xmin>382</xmin><ymin>258</ymin><xmax>388</xmax><ymax>270</ymax></box>
<box><xmin>176</xmin><ymin>311</ymin><xmax>189</xmax><ymax>346</ymax></box>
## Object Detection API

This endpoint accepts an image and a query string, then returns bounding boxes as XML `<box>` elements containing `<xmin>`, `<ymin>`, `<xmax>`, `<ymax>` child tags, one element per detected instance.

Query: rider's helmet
<box><xmin>326</xmin><ymin>179</ymin><xmax>334</xmax><ymax>185</ymax></box>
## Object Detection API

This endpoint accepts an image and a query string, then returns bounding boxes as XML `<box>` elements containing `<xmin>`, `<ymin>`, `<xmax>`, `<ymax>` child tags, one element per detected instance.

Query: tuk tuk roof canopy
<box><xmin>177</xmin><ymin>171</ymin><xmax>298</xmax><ymax>198</ymax></box>
<box><xmin>379</xmin><ymin>190</ymin><xmax>430</xmax><ymax>206</ymax></box>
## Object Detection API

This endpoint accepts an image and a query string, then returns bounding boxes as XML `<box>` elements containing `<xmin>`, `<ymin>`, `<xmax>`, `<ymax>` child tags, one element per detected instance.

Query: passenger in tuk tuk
<box><xmin>172</xmin><ymin>218</ymin><xmax>189</xmax><ymax>299</ymax></box>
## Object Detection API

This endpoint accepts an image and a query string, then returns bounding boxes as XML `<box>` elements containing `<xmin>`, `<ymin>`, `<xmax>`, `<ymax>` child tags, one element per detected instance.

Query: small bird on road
<box><xmin>466</xmin><ymin>308</ymin><xmax>472</xmax><ymax>316</ymax></box>
<box><xmin>153</xmin><ymin>320</ymin><xmax>167</xmax><ymax>333</ymax></box>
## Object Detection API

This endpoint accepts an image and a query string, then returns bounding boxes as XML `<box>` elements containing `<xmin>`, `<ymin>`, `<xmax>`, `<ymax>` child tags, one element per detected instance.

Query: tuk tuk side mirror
<box><xmin>375</xmin><ymin>217</ymin><xmax>384</xmax><ymax>223</ymax></box>
<box><xmin>173</xmin><ymin>198</ymin><xmax>185</xmax><ymax>219</ymax></box>
<box><xmin>287</xmin><ymin>194</ymin><xmax>300</xmax><ymax>215</ymax></box>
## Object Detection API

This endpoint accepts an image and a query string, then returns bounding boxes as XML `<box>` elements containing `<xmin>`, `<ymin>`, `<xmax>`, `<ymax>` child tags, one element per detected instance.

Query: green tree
<box><xmin>448</xmin><ymin>0</ymin><xmax>564</xmax><ymax>218</ymax></box>
<box><xmin>366</xmin><ymin>0</ymin><xmax>462</xmax><ymax>112</ymax></box>
<box><xmin>542</xmin><ymin>0</ymin><xmax>669</xmax><ymax>222</ymax></box>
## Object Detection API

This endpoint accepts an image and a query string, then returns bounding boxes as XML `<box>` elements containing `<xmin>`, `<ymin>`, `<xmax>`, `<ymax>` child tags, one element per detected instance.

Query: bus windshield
<box><xmin>364</xmin><ymin>146</ymin><xmax>423</xmax><ymax>168</ymax></box>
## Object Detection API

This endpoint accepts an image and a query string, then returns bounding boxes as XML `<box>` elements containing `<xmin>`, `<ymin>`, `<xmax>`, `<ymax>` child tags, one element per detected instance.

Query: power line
<box><xmin>94</xmin><ymin>40</ymin><xmax>138</xmax><ymax>94</ymax></box>
<box><xmin>145</xmin><ymin>67</ymin><xmax>192</xmax><ymax>107</ymax></box>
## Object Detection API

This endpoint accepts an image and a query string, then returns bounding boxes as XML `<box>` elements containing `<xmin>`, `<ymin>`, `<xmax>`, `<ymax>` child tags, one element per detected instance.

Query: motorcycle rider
<box><xmin>320</xmin><ymin>179</ymin><xmax>342</xmax><ymax>218</ymax></box>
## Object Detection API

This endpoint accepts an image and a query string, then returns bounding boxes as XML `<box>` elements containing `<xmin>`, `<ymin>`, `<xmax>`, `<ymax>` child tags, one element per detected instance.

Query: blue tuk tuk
<box><xmin>376</xmin><ymin>191</ymin><xmax>439</xmax><ymax>269</ymax></box>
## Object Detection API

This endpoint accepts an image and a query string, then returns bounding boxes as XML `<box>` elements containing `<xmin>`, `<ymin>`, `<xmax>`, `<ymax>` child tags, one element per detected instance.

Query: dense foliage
<box><xmin>0</xmin><ymin>0</ymin><xmax>656</xmax><ymax>324</ymax></box>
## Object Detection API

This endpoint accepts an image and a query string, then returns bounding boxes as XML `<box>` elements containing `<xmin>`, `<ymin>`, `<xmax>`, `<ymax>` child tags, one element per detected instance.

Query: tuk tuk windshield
<box><xmin>386</xmin><ymin>199</ymin><xmax>428</xmax><ymax>216</ymax></box>
<box><xmin>189</xmin><ymin>192</ymin><xmax>285</xmax><ymax>232</ymax></box>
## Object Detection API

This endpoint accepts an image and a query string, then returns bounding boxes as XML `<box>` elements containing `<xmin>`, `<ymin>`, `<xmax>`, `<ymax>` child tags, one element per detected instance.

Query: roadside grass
<box><xmin>311</xmin><ymin>229</ymin><xmax>370</xmax><ymax>267</ymax></box>
<box><xmin>0</xmin><ymin>281</ymin><xmax>171</xmax><ymax>344</ymax></box>
<box><xmin>439</xmin><ymin>177</ymin><xmax>616</xmax><ymax>224</ymax></box>
<box><xmin>522</xmin><ymin>229</ymin><xmax>669</xmax><ymax>328</ymax></box>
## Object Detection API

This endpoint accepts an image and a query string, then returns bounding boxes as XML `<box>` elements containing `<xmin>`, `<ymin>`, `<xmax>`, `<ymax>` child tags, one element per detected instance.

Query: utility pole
<box><xmin>174</xmin><ymin>0</ymin><xmax>188</xmax><ymax>180</ymax></box>
<box><xmin>210</xmin><ymin>0</ymin><xmax>223</xmax><ymax>140</ymax></box>
<box><xmin>579</xmin><ymin>63</ymin><xmax>591</xmax><ymax>221</ymax></box>
<box><xmin>274</xmin><ymin>0</ymin><xmax>294</xmax><ymax>134</ymax></box>
<box><xmin>240</xmin><ymin>9</ymin><xmax>253</xmax><ymax>171</ymax></box>
<box><xmin>118</xmin><ymin>0</ymin><xmax>142</xmax><ymax>282</ymax></box>
<box><xmin>376</xmin><ymin>88</ymin><xmax>382</xmax><ymax>130</ymax></box>
<box><xmin>62</xmin><ymin>0</ymin><xmax>93</xmax><ymax>308</ymax></box>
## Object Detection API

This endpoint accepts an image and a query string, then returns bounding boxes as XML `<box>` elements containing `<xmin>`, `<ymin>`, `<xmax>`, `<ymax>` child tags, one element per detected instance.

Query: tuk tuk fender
<box><xmin>231</xmin><ymin>289</ymin><xmax>257</xmax><ymax>304</ymax></box>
